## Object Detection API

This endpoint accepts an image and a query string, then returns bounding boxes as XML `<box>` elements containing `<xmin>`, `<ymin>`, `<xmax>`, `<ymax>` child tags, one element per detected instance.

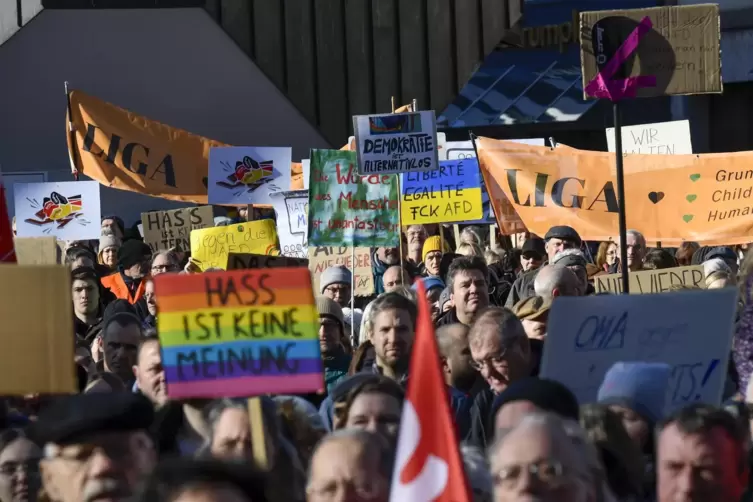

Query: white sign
<box><xmin>208</xmin><ymin>147</ymin><xmax>292</xmax><ymax>206</ymax></box>
<box><xmin>354</xmin><ymin>110</ymin><xmax>439</xmax><ymax>175</ymax></box>
<box><xmin>14</xmin><ymin>181</ymin><xmax>101</xmax><ymax>240</ymax></box>
<box><xmin>541</xmin><ymin>289</ymin><xmax>736</xmax><ymax>413</ymax></box>
<box><xmin>606</xmin><ymin>120</ymin><xmax>693</xmax><ymax>155</ymax></box>
<box><xmin>272</xmin><ymin>190</ymin><xmax>308</xmax><ymax>259</ymax></box>
<box><xmin>301</xmin><ymin>159</ymin><xmax>311</xmax><ymax>190</ymax></box>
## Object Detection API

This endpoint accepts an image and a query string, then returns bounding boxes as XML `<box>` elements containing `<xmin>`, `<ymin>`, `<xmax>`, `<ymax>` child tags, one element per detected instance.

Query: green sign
<box><xmin>307</xmin><ymin>149</ymin><xmax>399</xmax><ymax>247</ymax></box>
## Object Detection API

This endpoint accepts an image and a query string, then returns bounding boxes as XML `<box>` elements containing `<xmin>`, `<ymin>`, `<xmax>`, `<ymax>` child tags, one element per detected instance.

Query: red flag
<box><xmin>390</xmin><ymin>279</ymin><xmax>471</xmax><ymax>502</ymax></box>
<box><xmin>0</xmin><ymin>181</ymin><xmax>15</xmax><ymax>263</ymax></box>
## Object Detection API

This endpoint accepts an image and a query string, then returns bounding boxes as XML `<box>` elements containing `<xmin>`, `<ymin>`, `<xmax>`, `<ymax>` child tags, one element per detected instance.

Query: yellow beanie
<box><xmin>422</xmin><ymin>235</ymin><xmax>445</xmax><ymax>262</ymax></box>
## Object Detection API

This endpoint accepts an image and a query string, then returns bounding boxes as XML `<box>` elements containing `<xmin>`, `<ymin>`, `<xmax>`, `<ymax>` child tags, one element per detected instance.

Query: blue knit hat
<box><xmin>412</xmin><ymin>276</ymin><xmax>444</xmax><ymax>292</ymax></box>
<box><xmin>597</xmin><ymin>362</ymin><xmax>671</xmax><ymax>424</ymax></box>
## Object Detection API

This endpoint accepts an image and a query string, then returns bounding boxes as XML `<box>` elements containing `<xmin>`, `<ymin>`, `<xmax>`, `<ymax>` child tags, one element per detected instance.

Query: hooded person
<box><xmin>316</xmin><ymin>297</ymin><xmax>352</xmax><ymax>395</ymax></box>
<box><xmin>101</xmin><ymin>240</ymin><xmax>152</xmax><ymax>304</ymax></box>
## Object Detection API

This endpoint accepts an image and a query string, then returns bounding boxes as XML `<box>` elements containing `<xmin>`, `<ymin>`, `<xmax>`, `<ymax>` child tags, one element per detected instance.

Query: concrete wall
<box><xmin>0</xmin><ymin>1</ymin><xmax>42</xmax><ymax>45</ymax></box>
<box><xmin>0</xmin><ymin>8</ymin><xmax>329</xmax><ymax>226</ymax></box>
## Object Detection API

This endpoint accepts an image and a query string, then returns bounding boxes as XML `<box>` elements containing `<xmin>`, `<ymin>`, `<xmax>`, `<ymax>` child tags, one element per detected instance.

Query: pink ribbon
<box><xmin>585</xmin><ymin>16</ymin><xmax>657</xmax><ymax>101</ymax></box>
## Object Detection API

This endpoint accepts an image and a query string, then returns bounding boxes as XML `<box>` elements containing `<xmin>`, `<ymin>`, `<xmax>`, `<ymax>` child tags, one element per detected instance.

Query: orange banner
<box><xmin>477</xmin><ymin>137</ymin><xmax>753</xmax><ymax>245</ymax></box>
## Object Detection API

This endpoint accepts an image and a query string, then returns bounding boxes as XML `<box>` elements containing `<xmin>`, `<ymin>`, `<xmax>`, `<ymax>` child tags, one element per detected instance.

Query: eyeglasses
<box><xmin>0</xmin><ymin>460</ymin><xmax>40</xmax><ymax>477</ymax></box>
<box><xmin>470</xmin><ymin>348</ymin><xmax>509</xmax><ymax>371</ymax></box>
<box><xmin>494</xmin><ymin>460</ymin><xmax>565</xmax><ymax>489</ymax></box>
<box><xmin>324</xmin><ymin>285</ymin><xmax>350</xmax><ymax>297</ymax></box>
<box><xmin>151</xmin><ymin>264</ymin><xmax>177</xmax><ymax>273</ymax></box>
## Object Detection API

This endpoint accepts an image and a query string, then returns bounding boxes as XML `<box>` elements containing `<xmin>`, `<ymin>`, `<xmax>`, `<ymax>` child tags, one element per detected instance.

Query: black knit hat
<box><xmin>117</xmin><ymin>239</ymin><xmax>151</xmax><ymax>269</ymax></box>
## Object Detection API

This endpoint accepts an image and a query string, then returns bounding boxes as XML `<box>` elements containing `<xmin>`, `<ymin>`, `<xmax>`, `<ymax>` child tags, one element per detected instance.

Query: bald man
<box><xmin>436</xmin><ymin>324</ymin><xmax>477</xmax><ymax>393</ymax></box>
<box><xmin>533</xmin><ymin>264</ymin><xmax>581</xmax><ymax>300</ymax></box>
<box><xmin>383</xmin><ymin>265</ymin><xmax>411</xmax><ymax>292</ymax></box>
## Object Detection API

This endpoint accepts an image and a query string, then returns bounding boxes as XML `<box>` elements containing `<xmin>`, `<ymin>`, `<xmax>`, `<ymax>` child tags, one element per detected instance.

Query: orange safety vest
<box><xmin>101</xmin><ymin>273</ymin><xmax>147</xmax><ymax>304</ymax></box>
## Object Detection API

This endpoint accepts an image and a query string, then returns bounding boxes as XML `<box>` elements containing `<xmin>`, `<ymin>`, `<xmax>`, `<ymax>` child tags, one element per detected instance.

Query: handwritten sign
<box><xmin>606</xmin><ymin>120</ymin><xmax>692</xmax><ymax>155</ymax></box>
<box><xmin>354</xmin><ymin>111</ymin><xmax>439</xmax><ymax>175</ymax></box>
<box><xmin>142</xmin><ymin>206</ymin><xmax>214</xmax><ymax>253</ymax></box>
<box><xmin>227</xmin><ymin>253</ymin><xmax>308</xmax><ymax>270</ymax></box>
<box><xmin>154</xmin><ymin>268</ymin><xmax>323</xmax><ymax>398</ymax></box>
<box><xmin>541</xmin><ymin>289</ymin><xmax>736</xmax><ymax>412</ymax></box>
<box><xmin>401</xmin><ymin>159</ymin><xmax>483</xmax><ymax>225</ymax></box>
<box><xmin>308</xmin><ymin>149</ymin><xmax>398</xmax><ymax>247</ymax></box>
<box><xmin>190</xmin><ymin>220</ymin><xmax>279</xmax><ymax>271</ymax></box>
<box><xmin>272</xmin><ymin>190</ymin><xmax>308</xmax><ymax>259</ymax></box>
<box><xmin>308</xmin><ymin>246</ymin><xmax>374</xmax><ymax>297</ymax></box>
<box><xmin>594</xmin><ymin>265</ymin><xmax>703</xmax><ymax>294</ymax></box>
<box><xmin>0</xmin><ymin>265</ymin><xmax>76</xmax><ymax>394</ymax></box>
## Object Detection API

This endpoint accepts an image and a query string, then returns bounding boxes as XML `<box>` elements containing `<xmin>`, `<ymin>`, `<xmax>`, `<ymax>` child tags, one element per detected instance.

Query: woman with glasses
<box><xmin>0</xmin><ymin>429</ymin><xmax>42</xmax><ymax>502</ymax></box>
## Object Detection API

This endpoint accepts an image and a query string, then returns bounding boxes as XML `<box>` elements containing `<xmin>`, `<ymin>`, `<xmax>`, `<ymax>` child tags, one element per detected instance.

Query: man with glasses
<box><xmin>320</xmin><ymin>265</ymin><xmax>352</xmax><ymax>308</ymax></box>
<box><xmin>33</xmin><ymin>393</ymin><xmax>157</xmax><ymax>502</ymax></box>
<box><xmin>403</xmin><ymin>225</ymin><xmax>427</xmax><ymax>276</ymax></box>
<box><xmin>505</xmin><ymin>226</ymin><xmax>582</xmax><ymax>308</ymax></box>
<box><xmin>468</xmin><ymin>307</ymin><xmax>531</xmax><ymax>447</ymax></box>
<box><xmin>149</xmin><ymin>250</ymin><xmax>179</xmax><ymax>277</ymax></box>
<box><xmin>101</xmin><ymin>240</ymin><xmax>152</xmax><ymax>304</ymax></box>
<box><xmin>316</xmin><ymin>297</ymin><xmax>352</xmax><ymax>393</ymax></box>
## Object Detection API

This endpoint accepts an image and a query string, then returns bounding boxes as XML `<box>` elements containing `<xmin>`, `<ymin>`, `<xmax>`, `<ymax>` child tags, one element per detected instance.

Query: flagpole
<box><xmin>64</xmin><ymin>81</ymin><xmax>80</xmax><ymax>181</ymax></box>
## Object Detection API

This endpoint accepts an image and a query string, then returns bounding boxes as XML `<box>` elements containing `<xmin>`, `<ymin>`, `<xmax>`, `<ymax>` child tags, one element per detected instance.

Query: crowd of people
<box><xmin>4</xmin><ymin>212</ymin><xmax>753</xmax><ymax>502</ymax></box>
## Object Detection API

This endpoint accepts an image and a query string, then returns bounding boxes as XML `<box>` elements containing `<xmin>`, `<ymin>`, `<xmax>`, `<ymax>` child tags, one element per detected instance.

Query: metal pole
<box><xmin>613</xmin><ymin>102</ymin><xmax>630</xmax><ymax>294</ymax></box>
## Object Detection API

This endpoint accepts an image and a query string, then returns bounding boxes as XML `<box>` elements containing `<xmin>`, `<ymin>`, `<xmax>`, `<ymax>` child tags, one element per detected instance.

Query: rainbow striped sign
<box><xmin>154</xmin><ymin>268</ymin><xmax>323</xmax><ymax>399</ymax></box>
<box><xmin>400</xmin><ymin>158</ymin><xmax>483</xmax><ymax>225</ymax></box>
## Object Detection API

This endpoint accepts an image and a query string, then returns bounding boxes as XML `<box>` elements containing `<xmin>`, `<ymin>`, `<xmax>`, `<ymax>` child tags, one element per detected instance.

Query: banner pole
<box><xmin>351</xmin><ymin>245</ymin><xmax>356</xmax><ymax>345</ymax></box>
<box><xmin>397</xmin><ymin>174</ymin><xmax>404</xmax><ymax>286</ymax></box>
<box><xmin>64</xmin><ymin>81</ymin><xmax>80</xmax><ymax>181</ymax></box>
<box><xmin>613</xmin><ymin>101</ymin><xmax>630</xmax><ymax>294</ymax></box>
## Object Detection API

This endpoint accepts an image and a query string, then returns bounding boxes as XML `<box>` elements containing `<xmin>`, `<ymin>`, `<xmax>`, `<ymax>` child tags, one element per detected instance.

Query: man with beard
<box><xmin>467</xmin><ymin>307</ymin><xmax>531</xmax><ymax>447</ymax></box>
<box><xmin>102</xmin><ymin>312</ymin><xmax>143</xmax><ymax>387</ymax></box>
<box><xmin>371</xmin><ymin>246</ymin><xmax>401</xmax><ymax>295</ymax></box>
<box><xmin>436</xmin><ymin>324</ymin><xmax>478</xmax><ymax>394</ymax></box>
<box><xmin>436</xmin><ymin>256</ymin><xmax>490</xmax><ymax>327</ymax></box>
<box><xmin>132</xmin><ymin>334</ymin><xmax>166</xmax><ymax>407</ymax></box>
<box><xmin>72</xmin><ymin>267</ymin><xmax>104</xmax><ymax>344</ymax></box>
<box><xmin>33</xmin><ymin>393</ymin><xmax>157</xmax><ymax>502</ymax></box>
<box><xmin>101</xmin><ymin>240</ymin><xmax>151</xmax><ymax>304</ymax></box>
<box><xmin>369</xmin><ymin>293</ymin><xmax>417</xmax><ymax>383</ymax></box>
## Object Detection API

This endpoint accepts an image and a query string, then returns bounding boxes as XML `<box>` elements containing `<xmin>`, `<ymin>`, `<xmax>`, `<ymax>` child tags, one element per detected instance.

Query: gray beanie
<box><xmin>320</xmin><ymin>265</ymin><xmax>352</xmax><ymax>293</ymax></box>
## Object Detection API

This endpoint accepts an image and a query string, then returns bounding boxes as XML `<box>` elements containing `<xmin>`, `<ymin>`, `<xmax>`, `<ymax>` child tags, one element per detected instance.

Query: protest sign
<box><xmin>208</xmin><ymin>147</ymin><xmax>292</xmax><ymax>206</ymax></box>
<box><xmin>401</xmin><ymin>159</ymin><xmax>483</xmax><ymax>225</ymax></box>
<box><xmin>580</xmin><ymin>5</ymin><xmax>721</xmax><ymax>100</ymax></box>
<box><xmin>14</xmin><ymin>181</ymin><xmax>100</xmax><ymax>240</ymax></box>
<box><xmin>301</xmin><ymin>159</ymin><xmax>311</xmax><ymax>190</ymax></box>
<box><xmin>142</xmin><ymin>206</ymin><xmax>214</xmax><ymax>253</ymax></box>
<box><xmin>67</xmin><ymin>89</ymin><xmax>226</xmax><ymax>204</ymax></box>
<box><xmin>594</xmin><ymin>265</ymin><xmax>704</xmax><ymax>294</ymax></box>
<box><xmin>154</xmin><ymin>268</ymin><xmax>323</xmax><ymax>398</ymax></box>
<box><xmin>308</xmin><ymin>246</ymin><xmax>374</xmax><ymax>296</ymax></box>
<box><xmin>0</xmin><ymin>265</ymin><xmax>76</xmax><ymax>394</ymax></box>
<box><xmin>271</xmin><ymin>191</ymin><xmax>308</xmax><ymax>259</ymax></box>
<box><xmin>190</xmin><ymin>220</ymin><xmax>279</xmax><ymax>271</ymax></box>
<box><xmin>227</xmin><ymin>253</ymin><xmax>307</xmax><ymax>270</ymax></box>
<box><xmin>14</xmin><ymin>237</ymin><xmax>59</xmax><ymax>265</ymax></box>
<box><xmin>607</xmin><ymin>120</ymin><xmax>692</xmax><ymax>155</ymax></box>
<box><xmin>476</xmin><ymin>137</ymin><xmax>753</xmax><ymax>245</ymax></box>
<box><xmin>353</xmin><ymin>111</ymin><xmax>439</xmax><ymax>175</ymax></box>
<box><xmin>307</xmin><ymin>149</ymin><xmax>399</xmax><ymax>247</ymax></box>
<box><xmin>541</xmin><ymin>289</ymin><xmax>736</xmax><ymax>412</ymax></box>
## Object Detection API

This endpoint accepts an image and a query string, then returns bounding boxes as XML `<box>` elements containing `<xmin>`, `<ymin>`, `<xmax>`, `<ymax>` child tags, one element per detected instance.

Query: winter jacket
<box><xmin>323</xmin><ymin>349</ymin><xmax>352</xmax><ymax>394</ymax></box>
<box><xmin>504</xmin><ymin>268</ymin><xmax>539</xmax><ymax>308</ymax></box>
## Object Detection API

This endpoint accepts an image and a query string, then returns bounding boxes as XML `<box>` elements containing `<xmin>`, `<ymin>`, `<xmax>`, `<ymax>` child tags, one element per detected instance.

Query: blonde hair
<box><xmin>456</xmin><ymin>242</ymin><xmax>483</xmax><ymax>257</ymax></box>
<box><xmin>705</xmin><ymin>270</ymin><xmax>733</xmax><ymax>289</ymax></box>
<box><xmin>484</xmin><ymin>249</ymin><xmax>502</xmax><ymax>266</ymax></box>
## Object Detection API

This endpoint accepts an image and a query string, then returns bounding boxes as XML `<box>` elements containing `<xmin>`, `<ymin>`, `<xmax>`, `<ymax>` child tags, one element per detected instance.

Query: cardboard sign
<box><xmin>307</xmin><ymin>149</ymin><xmax>399</xmax><ymax>248</ymax></box>
<box><xmin>142</xmin><ymin>206</ymin><xmax>214</xmax><ymax>253</ymax></box>
<box><xmin>594</xmin><ymin>265</ymin><xmax>704</xmax><ymax>294</ymax></box>
<box><xmin>401</xmin><ymin>159</ymin><xmax>483</xmax><ymax>225</ymax></box>
<box><xmin>208</xmin><ymin>147</ymin><xmax>292</xmax><ymax>206</ymax></box>
<box><xmin>154</xmin><ymin>268</ymin><xmax>323</xmax><ymax>398</ymax></box>
<box><xmin>580</xmin><ymin>5</ymin><xmax>721</xmax><ymax>100</ymax></box>
<box><xmin>308</xmin><ymin>246</ymin><xmax>374</xmax><ymax>297</ymax></box>
<box><xmin>14</xmin><ymin>181</ymin><xmax>101</xmax><ymax>240</ymax></box>
<box><xmin>190</xmin><ymin>220</ymin><xmax>279</xmax><ymax>271</ymax></box>
<box><xmin>0</xmin><ymin>265</ymin><xmax>76</xmax><ymax>394</ymax></box>
<box><xmin>541</xmin><ymin>289</ymin><xmax>736</xmax><ymax>412</ymax></box>
<box><xmin>476</xmin><ymin>137</ymin><xmax>753</xmax><ymax>245</ymax></box>
<box><xmin>301</xmin><ymin>159</ymin><xmax>311</xmax><ymax>190</ymax></box>
<box><xmin>271</xmin><ymin>190</ymin><xmax>308</xmax><ymax>259</ymax></box>
<box><xmin>607</xmin><ymin>120</ymin><xmax>693</xmax><ymax>155</ymax></box>
<box><xmin>353</xmin><ymin>111</ymin><xmax>439</xmax><ymax>175</ymax></box>
<box><xmin>14</xmin><ymin>237</ymin><xmax>59</xmax><ymax>265</ymax></box>
<box><xmin>227</xmin><ymin>253</ymin><xmax>308</xmax><ymax>270</ymax></box>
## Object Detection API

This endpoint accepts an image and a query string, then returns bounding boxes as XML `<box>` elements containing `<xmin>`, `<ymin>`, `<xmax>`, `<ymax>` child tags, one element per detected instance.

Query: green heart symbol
<box><xmin>690</xmin><ymin>174</ymin><xmax>701</xmax><ymax>182</ymax></box>
<box><xmin>683</xmin><ymin>214</ymin><xmax>694</xmax><ymax>223</ymax></box>
<box><xmin>686</xmin><ymin>194</ymin><xmax>697</xmax><ymax>203</ymax></box>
